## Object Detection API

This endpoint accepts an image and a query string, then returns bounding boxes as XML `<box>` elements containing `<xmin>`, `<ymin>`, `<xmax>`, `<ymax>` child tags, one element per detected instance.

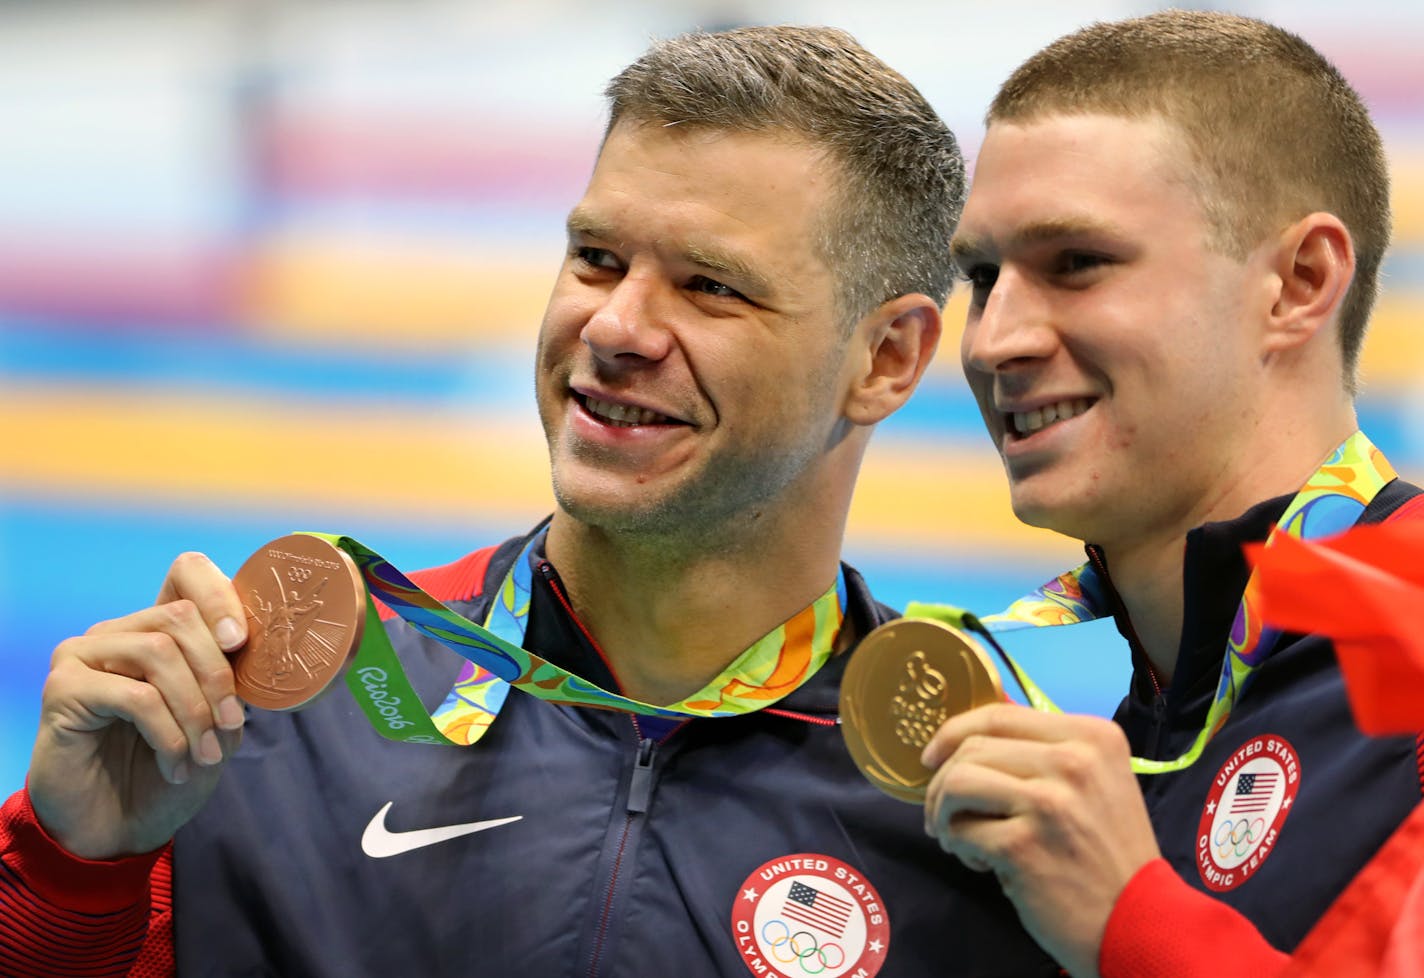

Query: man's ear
<box><xmin>1262</xmin><ymin>212</ymin><xmax>1355</xmax><ymax>355</ymax></box>
<box><xmin>843</xmin><ymin>293</ymin><xmax>942</xmax><ymax>426</ymax></box>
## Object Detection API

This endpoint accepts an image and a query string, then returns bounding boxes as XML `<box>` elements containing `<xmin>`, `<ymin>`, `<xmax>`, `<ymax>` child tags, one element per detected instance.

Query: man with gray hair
<box><xmin>922</xmin><ymin>10</ymin><xmax>1421</xmax><ymax>977</ymax></box>
<box><xmin>0</xmin><ymin>25</ymin><xmax>1059</xmax><ymax>978</ymax></box>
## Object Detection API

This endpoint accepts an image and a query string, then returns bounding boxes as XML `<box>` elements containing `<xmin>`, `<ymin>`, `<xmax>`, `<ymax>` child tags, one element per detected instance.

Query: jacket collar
<box><xmin>520</xmin><ymin>531</ymin><xmax>892</xmax><ymax>720</ymax></box>
<box><xmin>1093</xmin><ymin>493</ymin><xmax>1289</xmax><ymax>709</ymax></box>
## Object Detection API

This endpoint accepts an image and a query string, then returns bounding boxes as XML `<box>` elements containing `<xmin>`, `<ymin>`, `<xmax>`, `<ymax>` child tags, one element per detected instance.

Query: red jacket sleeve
<box><xmin>1382</xmin><ymin>864</ymin><xmax>1424</xmax><ymax>977</ymax></box>
<box><xmin>1099</xmin><ymin>858</ymin><xmax>1290</xmax><ymax>978</ymax></box>
<box><xmin>1279</xmin><ymin>804</ymin><xmax>1424</xmax><ymax>978</ymax></box>
<box><xmin>0</xmin><ymin>787</ymin><xmax>175</xmax><ymax>977</ymax></box>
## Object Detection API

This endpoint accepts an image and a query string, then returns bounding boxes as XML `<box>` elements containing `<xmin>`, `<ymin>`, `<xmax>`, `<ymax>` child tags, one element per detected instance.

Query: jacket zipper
<box><xmin>537</xmin><ymin>562</ymin><xmax>834</xmax><ymax>969</ymax></box>
<box><xmin>538</xmin><ymin>560</ymin><xmax>631</xmax><ymax>686</ymax></box>
<box><xmin>532</xmin><ymin>563</ymin><xmax>661</xmax><ymax>975</ymax></box>
<box><xmin>586</xmin><ymin>730</ymin><xmax>656</xmax><ymax>977</ymax></box>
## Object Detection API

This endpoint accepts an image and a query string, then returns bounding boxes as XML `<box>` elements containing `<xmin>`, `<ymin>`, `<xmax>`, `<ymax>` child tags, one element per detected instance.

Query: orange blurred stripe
<box><xmin>0</xmin><ymin>383</ymin><xmax>1076</xmax><ymax>559</ymax></box>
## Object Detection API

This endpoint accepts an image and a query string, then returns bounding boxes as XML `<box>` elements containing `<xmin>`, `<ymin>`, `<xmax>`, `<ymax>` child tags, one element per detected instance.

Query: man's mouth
<box><xmin>579</xmin><ymin>394</ymin><xmax>678</xmax><ymax>428</ymax></box>
<box><xmin>1009</xmin><ymin>397</ymin><xmax>1094</xmax><ymax>437</ymax></box>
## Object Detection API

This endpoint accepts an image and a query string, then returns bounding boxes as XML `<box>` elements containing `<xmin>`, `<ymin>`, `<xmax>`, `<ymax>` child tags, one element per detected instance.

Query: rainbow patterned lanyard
<box><xmin>323</xmin><ymin>527</ymin><xmax>848</xmax><ymax>746</ymax></box>
<box><xmin>908</xmin><ymin>430</ymin><xmax>1396</xmax><ymax>774</ymax></box>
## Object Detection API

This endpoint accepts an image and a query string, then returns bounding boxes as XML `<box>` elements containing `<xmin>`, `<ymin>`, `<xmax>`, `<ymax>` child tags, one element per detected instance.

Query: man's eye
<box><xmin>961</xmin><ymin>263</ymin><xmax>999</xmax><ymax>299</ymax></box>
<box><xmin>688</xmin><ymin>275</ymin><xmax>746</xmax><ymax>301</ymax></box>
<box><xmin>573</xmin><ymin>246</ymin><xmax>620</xmax><ymax>270</ymax></box>
<box><xmin>1058</xmin><ymin>252</ymin><xmax>1109</xmax><ymax>275</ymax></box>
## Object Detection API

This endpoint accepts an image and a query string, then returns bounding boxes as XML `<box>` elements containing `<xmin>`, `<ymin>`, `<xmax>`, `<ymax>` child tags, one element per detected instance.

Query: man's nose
<box><xmin>581</xmin><ymin>273</ymin><xmax>675</xmax><ymax>364</ymax></box>
<box><xmin>961</xmin><ymin>267</ymin><xmax>1058</xmax><ymax>376</ymax></box>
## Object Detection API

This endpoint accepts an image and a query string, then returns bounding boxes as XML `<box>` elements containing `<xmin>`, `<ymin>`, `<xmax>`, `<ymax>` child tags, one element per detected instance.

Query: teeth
<box><xmin>1012</xmin><ymin>398</ymin><xmax>1091</xmax><ymax>435</ymax></box>
<box><xmin>584</xmin><ymin>396</ymin><xmax>668</xmax><ymax>427</ymax></box>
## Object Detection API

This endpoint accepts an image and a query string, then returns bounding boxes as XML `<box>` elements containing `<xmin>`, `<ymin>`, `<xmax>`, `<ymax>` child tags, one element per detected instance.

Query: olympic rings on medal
<box><xmin>760</xmin><ymin>918</ymin><xmax>846</xmax><ymax>974</ymax></box>
<box><xmin>1213</xmin><ymin>817</ymin><xmax>1267</xmax><ymax>859</ymax></box>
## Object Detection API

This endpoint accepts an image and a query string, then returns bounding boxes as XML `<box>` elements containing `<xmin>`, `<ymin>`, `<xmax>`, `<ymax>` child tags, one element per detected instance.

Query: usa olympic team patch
<box><xmin>731</xmin><ymin>853</ymin><xmax>890</xmax><ymax>978</ymax></box>
<box><xmin>1196</xmin><ymin>735</ymin><xmax>1301</xmax><ymax>892</ymax></box>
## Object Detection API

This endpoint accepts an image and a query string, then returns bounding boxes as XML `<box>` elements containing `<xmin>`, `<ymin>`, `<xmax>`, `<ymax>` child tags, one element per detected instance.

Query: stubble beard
<box><xmin>549</xmin><ymin>429</ymin><xmax>835</xmax><ymax>559</ymax></box>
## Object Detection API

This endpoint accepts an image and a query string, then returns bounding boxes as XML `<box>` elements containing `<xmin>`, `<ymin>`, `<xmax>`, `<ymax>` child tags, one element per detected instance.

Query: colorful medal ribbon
<box><xmin>905</xmin><ymin>430</ymin><xmax>1396</xmax><ymax>775</ymax></box>
<box><xmin>305</xmin><ymin>528</ymin><xmax>847</xmax><ymax>746</ymax></box>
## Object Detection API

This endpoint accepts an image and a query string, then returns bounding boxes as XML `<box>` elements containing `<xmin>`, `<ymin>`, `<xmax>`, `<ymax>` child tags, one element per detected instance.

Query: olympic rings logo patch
<box><xmin>760</xmin><ymin>920</ymin><xmax>845</xmax><ymax>974</ymax></box>
<box><xmin>1196</xmin><ymin>735</ymin><xmax>1300</xmax><ymax>892</ymax></box>
<box><xmin>1212</xmin><ymin>815</ymin><xmax>1269</xmax><ymax>861</ymax></box>
<box><xmin>731</xmin><ymin>853</ymin><xmax>890</xmax><ymax>978</ymax></box>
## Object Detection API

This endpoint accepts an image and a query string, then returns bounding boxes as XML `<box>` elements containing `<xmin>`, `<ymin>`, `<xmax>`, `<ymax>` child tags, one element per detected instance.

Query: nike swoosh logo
<box><xmin>361</xmin><ymin>801</ymin><xmax>523</xmax><ymax>858</ymax></box>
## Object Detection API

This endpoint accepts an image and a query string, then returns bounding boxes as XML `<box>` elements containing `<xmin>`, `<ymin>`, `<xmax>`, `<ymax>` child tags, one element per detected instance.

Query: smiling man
<box><xmin>920</xmin><ymin>10</ymin><xmax>1423</xmax><ymax>978</ymax></box>
<box><xmin>0</xmin><ymin>25</ymin><xmax>1063</xmax><ymax>978</ymax></box>
<box><xmin>531</xmin><ymin>120</ymin><xmax>903</xmax><ymax>707</ymax></box>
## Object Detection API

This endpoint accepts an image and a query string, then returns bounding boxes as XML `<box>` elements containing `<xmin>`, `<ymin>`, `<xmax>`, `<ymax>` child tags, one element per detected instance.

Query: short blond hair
<box><xmin>988</xmin><ymin>10</ymin><xmax>1390</xmax><ymax>391</ymax></box>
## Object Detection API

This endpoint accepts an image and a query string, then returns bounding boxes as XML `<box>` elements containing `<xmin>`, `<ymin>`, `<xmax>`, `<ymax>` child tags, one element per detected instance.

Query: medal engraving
<box><xmin>231</xmin><ymin>534</ymin><xmax>366</xmax><ymax>711</ymax></box>
<box><xmin>890</xmin><ymin>650</ymin><xmax>950</xmax><ymax>751</ymax></box>
<box><xmin>841</xmin><ymin>618</ymin><xmax>1004</xmax><ymax>803</ymax></box>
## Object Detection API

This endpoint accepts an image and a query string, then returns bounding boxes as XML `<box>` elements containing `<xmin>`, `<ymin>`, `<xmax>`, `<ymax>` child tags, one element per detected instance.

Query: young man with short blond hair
<box><xmin>924</xmin><ymin>11</ymin><xmax>1420</xmax><ymax>977</ymax></box>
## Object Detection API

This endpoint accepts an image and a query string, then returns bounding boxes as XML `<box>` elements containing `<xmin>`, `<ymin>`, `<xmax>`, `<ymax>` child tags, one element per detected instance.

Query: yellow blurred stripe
<box><xmin>242</xmin><ymin>236</ymin><xmax>551</xmax><ymax>348</ymax></box>
<box><xmin>241</xmin><ymin>222</ymin><xmax>1424</xmax><ymax>384</ymax></box>
<box><xmin>929</xmin><ymin>292</ymin><xmax>1424</xmax><ymax>388</ymax></box>
<box><xmin>0</xmin><ymin>383</ymin><xmax>1075</xmax><ymax>560</ymax></box>
<box><xmin>852</xmin><ymin>438</ymin><xmax>1082</xmax><ymax>562</ymax></box>
<box><xmin>0</xmin><ymin>382</ymin><xmax>555</xmax><ymax>522</ymax></box>
<box><xmin>1394</xmin><ymin>150</ymin><xmax>1424</xmax><ymax>244</ymax></box>
<box><xmin>1362</xmin><ymin>296</ymin><xmax>1424</xmax><ymax>386</ymax></box>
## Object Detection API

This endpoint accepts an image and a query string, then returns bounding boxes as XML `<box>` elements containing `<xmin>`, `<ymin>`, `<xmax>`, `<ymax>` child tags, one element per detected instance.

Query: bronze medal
<box><xmin>840</xmin><ymin>617</ymin><xmax>1004</xmax><ymax>803</ymax></box>
<box><xmin>229</xmin><ymin>534</ymin><xmax>367</xmax><ymax>711</ymax></box>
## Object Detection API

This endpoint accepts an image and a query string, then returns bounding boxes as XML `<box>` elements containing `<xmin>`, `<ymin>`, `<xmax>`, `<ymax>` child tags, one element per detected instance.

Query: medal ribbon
<box><xmin>308</xmin><ymin>528</ymin><xmax>848</xmax><ymax>746</ymax></box>
<box><xmin>905</xmin><ymin>430</ymin><xmax>1396</xmax><ymax>775</ymax></box>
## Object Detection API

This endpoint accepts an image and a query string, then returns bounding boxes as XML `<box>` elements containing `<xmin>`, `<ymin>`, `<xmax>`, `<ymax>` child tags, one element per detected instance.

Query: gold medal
<box><xmin>840</xmin><ymin>618</ymin><xmax>1004</xmax><ymax>803</ymax></box>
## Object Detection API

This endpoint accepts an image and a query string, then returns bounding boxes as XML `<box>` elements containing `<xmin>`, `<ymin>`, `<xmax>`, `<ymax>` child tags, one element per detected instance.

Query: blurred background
<box><xmin>2</xmin><ymin>0</ymin><xmax>1420</xmax><ymax>796</ymax></box>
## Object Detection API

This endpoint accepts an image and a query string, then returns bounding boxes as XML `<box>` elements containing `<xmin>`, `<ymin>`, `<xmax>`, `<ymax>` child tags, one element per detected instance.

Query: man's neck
<box><xmin>543</xmin><ymin>513</ymin><xmax>848</xmax><ymax>706</ymax></box>
<box><xmin>1103</xmin><ymin>417</ymin><xmax>1360</xmax><ymax>685</ymax></box>
<box><xmin>1102</xmin><ymin>536</ymin><xmax>1189</xmax><ymax>684</ymax></box>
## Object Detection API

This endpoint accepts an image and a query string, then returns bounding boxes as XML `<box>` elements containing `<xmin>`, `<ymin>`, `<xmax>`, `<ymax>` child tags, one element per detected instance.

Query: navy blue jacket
<box><xmin>1107</xmin><ymin>479</ymin><xmax>1423</xmax><ymax>952</ymax></box>
<box><xmin>172</xmin><ymin>531</ymin><xmax>1057</xmax><ymax>977</ymax></box>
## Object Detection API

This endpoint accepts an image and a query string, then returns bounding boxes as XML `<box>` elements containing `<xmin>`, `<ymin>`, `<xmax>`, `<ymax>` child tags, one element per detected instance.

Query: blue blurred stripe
<box><xmin>0</xmin><ymin>318</ymin><xmax>531</xmax><ymax>406</ymax></box>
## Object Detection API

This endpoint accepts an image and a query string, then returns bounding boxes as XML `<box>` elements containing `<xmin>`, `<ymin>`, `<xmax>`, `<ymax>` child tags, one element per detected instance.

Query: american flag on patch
<box><xmin>782</xmin><ymin>881</ymin><xmax>854</xmax><ymax>939</ymax></box>
<box><xmin>1227</xmin><ymin>771</ymin><xmax>1280</xmax><ymax>815</ymax></box>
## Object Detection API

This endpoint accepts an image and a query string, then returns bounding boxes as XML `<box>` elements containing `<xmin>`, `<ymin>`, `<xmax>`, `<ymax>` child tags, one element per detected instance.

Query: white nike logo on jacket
<box><xmin>361</xmin><ymin>801</ymin><xmax>523</xmax><ymax>858</ymax></box>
